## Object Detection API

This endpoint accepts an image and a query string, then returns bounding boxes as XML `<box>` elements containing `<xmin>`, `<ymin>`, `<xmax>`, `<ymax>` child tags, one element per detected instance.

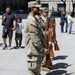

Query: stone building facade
<box><xmin>37</xmin><ymin>0</ymin><xmax>75</xmax><ymax>12</ymax></box>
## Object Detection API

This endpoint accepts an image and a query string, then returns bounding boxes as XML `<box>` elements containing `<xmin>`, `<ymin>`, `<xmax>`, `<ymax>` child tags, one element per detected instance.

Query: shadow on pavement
<box><xmin>46</xmin><ymin>63</ymin><xmax>72</xmax><ymax>75</ymax></box>
<box><xmin>53</xmin><ymin>55</ymin><xmax>68</xmax><ymax>60</ymax></box>
<box><xmin>0</xmin><ymin>43</ymin><xmax>3</xmax><ymax>47</ymax></box>
<box><xmin>71</xmin><ymin>31</ymin><xmax>75</xmax><ymax>34</ymax></box>
<box><xmin>11</xmin><ymin>46</ymin><xmax>25</xmax><ymax>49</ymax></box>
<box><xmin>72</xmin><ymin>33</ymin><xmax>75</xmax><ymax>35</ymax></box>
<box><xmin>51</xmin><ymin>63</ymin><xmax>71</xmax><ymax>70</ymax></box>
<box><xmin>46</xmin><ymin>70</ymin><xmax>74</xmax><ymax>75</ymax></box>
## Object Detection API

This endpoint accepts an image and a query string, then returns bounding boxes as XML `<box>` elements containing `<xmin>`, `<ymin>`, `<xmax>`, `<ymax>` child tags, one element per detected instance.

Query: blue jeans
<box><xmin>67</xmin><ymin>22</ymin><xmax>72</xmax><ymax>34</ymax></box>
<box><xmin>61</xmin><ymin>23</ymin><xmax>64</xmax><ymax>33</ymax></box>
<box><xmin>65</xmin><ymin>20</ymin><xmax>68</xmax><ymax>32</ymax></box>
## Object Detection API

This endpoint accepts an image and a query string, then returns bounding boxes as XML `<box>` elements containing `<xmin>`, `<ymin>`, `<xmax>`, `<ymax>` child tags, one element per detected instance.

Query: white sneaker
<box><xmin>8</xmin><ymin>45</ymin><xmax>12</xmax><ymax>50</ymax></box>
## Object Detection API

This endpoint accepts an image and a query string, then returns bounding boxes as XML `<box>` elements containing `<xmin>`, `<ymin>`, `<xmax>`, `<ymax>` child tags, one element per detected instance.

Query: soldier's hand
<box><xmin>45</xmin><ymin>49</ymin><xmax>49</xmax><ymax>55</ymax></box>
<box><xmin>31</xmin><ymin>21</ymin><xmax>37</xmax><ymax>27</ymax></box>
<box><xmin>51</xmin><ymin>28</ymin><xmax>53</xmax><ymax>32</ymax></box>
<box><xmin>49</xmin><ymin>28</ymin><xmax>53</xmax><ymax>32</ymax></box>
<box><xmin>49</xmin><ymin>41</ymin><xmax>52</xmax><ymax>45</ymax></box>
<box><xmin>45</xmin><ymin>31</ymin><xmax>49</xmax><ymax>35</ymax></box>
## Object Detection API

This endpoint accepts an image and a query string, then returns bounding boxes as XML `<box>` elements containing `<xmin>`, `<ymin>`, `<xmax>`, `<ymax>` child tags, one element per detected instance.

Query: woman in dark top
<box><xmin>60</xmin><ymin>11</ymin><xmax>65</xmax><ymax>33</ymax></box>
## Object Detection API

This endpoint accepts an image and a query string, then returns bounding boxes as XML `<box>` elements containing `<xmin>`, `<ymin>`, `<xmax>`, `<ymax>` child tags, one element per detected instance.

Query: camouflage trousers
<box><xmin>41</xmin><ymin>54</ymin><xmax>46</xmax><ymax>67</ymax></box>
<box><xmin>27</xmin><ymin>53</ymin><xmax>44</xmax><ymax>75</ymax></box>
<box><xmin>28</xmin><ymin>68</ymin><xmax>41</xmax><ymax>75</ymax></box>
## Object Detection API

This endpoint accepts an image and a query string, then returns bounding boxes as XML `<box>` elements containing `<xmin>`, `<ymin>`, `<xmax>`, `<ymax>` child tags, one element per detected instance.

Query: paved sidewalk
<box><xmin>0</xmin><ymin>18</ymin><xmax>75</xmax><ymax>75</ymax></box>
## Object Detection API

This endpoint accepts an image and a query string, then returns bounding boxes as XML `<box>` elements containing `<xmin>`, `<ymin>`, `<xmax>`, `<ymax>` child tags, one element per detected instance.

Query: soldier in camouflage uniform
<box><xmin>39</xmin><ymin>8</ymin><xmax>51</xmax><ymax>70</ymax></box>
<box><xmin>36</xmin><ymin>7</ymin><xmax>51</xmax><ymax>71</ymax></box>
<box><xmin>25</xmin><ymin>1</ymin><xmax>49</xmax><ymax>75</ymax></box>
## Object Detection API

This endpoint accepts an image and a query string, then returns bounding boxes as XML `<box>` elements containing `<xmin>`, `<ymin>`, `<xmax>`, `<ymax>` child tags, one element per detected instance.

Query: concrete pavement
<box><xmin>0</xmin><ymin>18</ymin><xmax>75</xmax><ymax>75</ymax></box>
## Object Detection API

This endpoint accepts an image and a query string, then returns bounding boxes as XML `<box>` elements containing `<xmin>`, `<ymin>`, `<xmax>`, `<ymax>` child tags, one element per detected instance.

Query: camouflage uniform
<box><xmin>25</xmin><ymin>13</ymin><xmax>44</xmax><ymax>75</ymax></box>
<box><xmin>40</xmin><ymin>16</ymin><xmax>47</xmax><ymax>67</ymax></box>
<box><xmin>37</xmin><ymin>8</ymin><xmax>48</xmax><ymax>67</ymax></box>
<box><xmin>36</xmin><ymin>14</ymin><xmax>49</xmax><ymax>69</ymax></box>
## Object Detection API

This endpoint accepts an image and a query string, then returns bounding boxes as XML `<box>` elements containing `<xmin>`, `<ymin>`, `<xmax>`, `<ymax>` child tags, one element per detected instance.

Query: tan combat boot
<box><xmin>41</xmin><ymin>66</ymin><xmax>51</xmax><ymax>71</ymax></box>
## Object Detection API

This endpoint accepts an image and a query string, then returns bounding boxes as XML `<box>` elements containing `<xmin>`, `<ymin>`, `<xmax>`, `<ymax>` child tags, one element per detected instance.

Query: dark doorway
<box><xmin>42</xmin><ymin>4</ymin><xmax>49</xmax><ymax>8</ymax></box>
<box><xmin>58</xmin><ymin>4</ymin><xmax>66</xmax><ymax>11</ymax></box>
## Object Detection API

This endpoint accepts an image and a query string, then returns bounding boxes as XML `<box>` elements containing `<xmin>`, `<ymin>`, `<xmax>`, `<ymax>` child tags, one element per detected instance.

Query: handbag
<box><xmin>60</xmin><ymin>20</ymin><xmax>64</xmax><ymax>25</ymax></box>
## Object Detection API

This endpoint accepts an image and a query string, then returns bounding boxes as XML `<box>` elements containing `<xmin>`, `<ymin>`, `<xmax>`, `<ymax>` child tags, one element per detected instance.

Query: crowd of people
<box><xmin>60</xmin><ymin>11</ymin><xmax>74</xmax><ymax>34</ymax></box>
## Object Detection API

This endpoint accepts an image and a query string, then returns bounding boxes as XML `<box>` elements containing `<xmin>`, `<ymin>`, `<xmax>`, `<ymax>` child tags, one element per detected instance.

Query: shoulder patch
<box><xmin>30</xmin><ymin>21</ymin><xmax>37</xmax><ymax>26</ymax></box>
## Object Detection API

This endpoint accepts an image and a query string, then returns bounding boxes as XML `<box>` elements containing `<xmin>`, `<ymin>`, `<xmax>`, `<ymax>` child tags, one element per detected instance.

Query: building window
<box><xmin>42</xmin><ymin>4</ymin><xmax>48</xmax><ymax>8</ymax></box>
<box><xmin>58</xmin><ymin>4</ymin><xmax>66</xmax><ymax>11</ymax></box>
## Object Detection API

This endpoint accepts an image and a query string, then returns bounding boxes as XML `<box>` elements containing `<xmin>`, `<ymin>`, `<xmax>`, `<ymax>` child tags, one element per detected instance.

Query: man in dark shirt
<box><xmin>2</xmin><ymin>6</ymin><xmax>16</xmax><ymax>50</ymax></box>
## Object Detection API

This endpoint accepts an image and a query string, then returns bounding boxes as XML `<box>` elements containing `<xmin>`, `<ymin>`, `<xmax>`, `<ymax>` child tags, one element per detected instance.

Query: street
<box><xmin>0</xmin><ymin>18</ymin><xmax>75</xmax><ymax>75</ymax></box>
